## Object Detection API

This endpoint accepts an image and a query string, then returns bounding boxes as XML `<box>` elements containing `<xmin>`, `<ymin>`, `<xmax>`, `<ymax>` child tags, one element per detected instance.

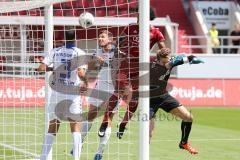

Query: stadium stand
<box><xmin>152</xmin><ymin>0</ymin><xmax>201</xmax><ymax>53</ymax></box>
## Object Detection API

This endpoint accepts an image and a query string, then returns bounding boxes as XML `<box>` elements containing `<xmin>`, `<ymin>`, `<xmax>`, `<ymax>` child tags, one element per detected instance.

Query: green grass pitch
<box><xmin>0</xmin><ymin>107</ymin><xmax>239</xmax><ymax>160</ymax></box>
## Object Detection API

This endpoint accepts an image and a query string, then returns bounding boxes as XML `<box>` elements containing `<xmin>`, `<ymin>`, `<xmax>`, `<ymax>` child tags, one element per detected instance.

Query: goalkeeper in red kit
<box><xmin>97</xmin><ymin>7</ymin><xmax>166</xmax><ymax>141</ymax></box>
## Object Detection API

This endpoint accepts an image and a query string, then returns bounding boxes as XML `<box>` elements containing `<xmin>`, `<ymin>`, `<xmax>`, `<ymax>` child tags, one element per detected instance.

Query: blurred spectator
<box><xmin>230</xmin><ymin>24</ymin><xmax>240</xmax><ymax>54</ymax></box>
<box><xmin>209</xmin><ymin>23</ymin><xmax>220</xmax><ymax>54</ymax></box>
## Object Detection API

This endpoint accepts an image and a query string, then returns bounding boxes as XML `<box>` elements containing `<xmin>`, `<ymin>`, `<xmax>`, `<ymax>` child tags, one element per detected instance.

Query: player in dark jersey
<box><xmin>97</xmin><ymin>7</ymin><xmax>166</xmax><ymax>140</ymax></box>
<box><xmin>149</xmin><ymin>48</ymin><xmax>203</xmax><ymax>155</ymax></box>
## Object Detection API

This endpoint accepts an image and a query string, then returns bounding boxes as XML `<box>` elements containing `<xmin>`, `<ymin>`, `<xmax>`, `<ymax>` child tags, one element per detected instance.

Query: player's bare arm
<box><xmin>157</xmin><ymin>41</ymin><xmax>166</xmax><ymax>49</ymax></box>
<box><xmin>78</xmin><ymin>68</ymin><xmax>88</xmax><ymax>92</ymax></box>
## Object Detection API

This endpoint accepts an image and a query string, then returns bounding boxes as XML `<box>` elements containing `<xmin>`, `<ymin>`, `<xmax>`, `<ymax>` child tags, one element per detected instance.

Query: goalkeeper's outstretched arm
<box><xmin>156</xmin><ymin>48</ymin><xmax>204</xmax><ymax>69</ymax></box>
<box><xmin>168</xmin><ymin>55</ymin><xmax>204</xmax><ymax>68</ymax></box>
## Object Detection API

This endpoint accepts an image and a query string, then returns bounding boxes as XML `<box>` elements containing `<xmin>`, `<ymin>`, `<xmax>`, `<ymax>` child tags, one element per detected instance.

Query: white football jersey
<box><xmin>43</xmin><ymin>45</ymin><xmax>87</xmax><ymax>87</ymax></box>
<box><xmin>93</xmin><ymin>49</ymin><xmax>114</xmax><ymax>83</ymax></box>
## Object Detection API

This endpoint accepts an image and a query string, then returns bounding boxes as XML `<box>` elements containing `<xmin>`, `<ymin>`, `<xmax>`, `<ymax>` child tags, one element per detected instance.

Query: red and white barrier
<box><xmin>0</xmin><ymin>78</ymin><xmax>240</xmax><ymax>107</ymax></box>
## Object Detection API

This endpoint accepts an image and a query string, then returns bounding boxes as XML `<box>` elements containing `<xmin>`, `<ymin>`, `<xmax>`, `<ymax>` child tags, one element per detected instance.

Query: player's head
<box><xmin>65</xmin><ymin>30</ymin><xmax>75</xmax><ymax>44</ymax></box>
<box><xmin>211</xmin><ymin>23</ymin><xmax>216</xmax><ymax>29</ymax></box>
<box><xmin>98</xmin><ymin>30</ymin><xmax>113</xmax><ymax>48</ymax></box>
<box><xmin>234</xmin><ymin>23</ymin><xmax>240</xmax><ymax>31</ymax></box>
<box><xmin>135</xmin><ymin>7</ymin><xmax>156</xmax><ymax>21</ymax></box>
<box><xmin>156</xmin><ymin>48</ymin><xmax>171</xmax><ymax>64</ymax></box>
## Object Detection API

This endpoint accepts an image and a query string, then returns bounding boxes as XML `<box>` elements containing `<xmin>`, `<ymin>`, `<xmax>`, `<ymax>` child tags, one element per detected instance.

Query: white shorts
<box><xmin>88</xmin><ymin>80</ymin><xmax>115</xmax><ymax>108</ymax></box>
<box><xmin>47</xmin><ymin>91</ymin><xmax>82</xmax><ymax>121</ymax></box>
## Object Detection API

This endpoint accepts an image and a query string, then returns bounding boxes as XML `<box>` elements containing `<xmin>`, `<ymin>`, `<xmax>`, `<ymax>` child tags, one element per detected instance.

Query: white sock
<box><xmin>96</xmin><ymin>127</ymin><xmax>112</xmax><ymax>155</ymax></box>
<box><xmin>80</xmin><ymin>121</ymin><xmax>93</xmax><ymax>142</ymax></box>
<box><xmin>40</xmin><ymin>133</ymin><xmax>55</xmax><ymax>160</ymax></box>
<box><xmin>72</xmin><ymin>132</ymin><xmax>82</xmax><ymax>160</ymax></box>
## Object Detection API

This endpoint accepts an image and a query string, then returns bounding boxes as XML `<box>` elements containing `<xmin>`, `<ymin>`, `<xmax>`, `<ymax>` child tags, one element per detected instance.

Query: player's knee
<box><xmin>149</xmin><ymin>119</ymin><xmax>155</xmax><ymax>138</ymax></box>
<box><xmin>183</xmin><ymin>113</ymin><xmax>193</xmax><ymax>122</ymax></box>
<box><xmin>149</xmin><ymin>132</ymin><xmax>153</xmax><ymax>138</ymax></box>
<box><xmin>190</xmin><ymin>114</ymin><xmax>194</xmax><ymax>122</ymax></box>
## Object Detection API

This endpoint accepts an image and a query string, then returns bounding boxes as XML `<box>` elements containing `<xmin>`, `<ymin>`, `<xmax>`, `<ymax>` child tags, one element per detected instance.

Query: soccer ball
<box><xmin>79</xmin><ymin>12</ymin><xmax>94</xmax><ymax>29</ymax></box>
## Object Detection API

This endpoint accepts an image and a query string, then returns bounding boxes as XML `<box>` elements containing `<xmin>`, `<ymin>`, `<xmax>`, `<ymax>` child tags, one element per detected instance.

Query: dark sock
<box><xmin>180</xmin><ymin>121</ymin><xmax>192</xmax><ymax>144</ymax></box>
<box><xmin>120</xmin><ymin>100</ymin><xmax>138</xmax><ymax>128</ymax></box>
<box><xmin>98</xmin><ymin>112</ymin><xmax>108</xmax><ymax>131</ymax></box>
<box><xmin>99</xmin><ymin>121</ymin><xmax>108</xmax><ymax>132</ymax></box>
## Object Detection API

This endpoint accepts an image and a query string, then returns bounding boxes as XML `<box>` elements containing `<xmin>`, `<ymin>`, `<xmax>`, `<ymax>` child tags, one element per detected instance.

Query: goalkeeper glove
<box><xmin>169</xmin><ymin>55</ymin><xmax>187</xmax><ymax>67</ymax></box>
<box><xmin>170</xmin><ymin>55</ymin><xmax>204</xmax><ymax>67</ymax></box>
<box><xmin>187</xmin><ymin>55</ymin><xmax>204</xmax><ymax>64</ymax></box>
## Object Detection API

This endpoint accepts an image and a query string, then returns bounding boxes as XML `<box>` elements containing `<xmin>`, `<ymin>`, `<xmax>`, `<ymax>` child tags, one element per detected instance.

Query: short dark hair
<box><xmin>65</xmin><ymin>30</ymin><xmax>75</xmax><ymax>41</ymax></box>
<box><xmin>157</xmin><ymin>48</ymin><xmax>171</xmax><ymax>60</ymax></box>
<box><xmin>212</xmin><ymin>23</ymin><xmax>216</xmax><ymax>26</ymax></box>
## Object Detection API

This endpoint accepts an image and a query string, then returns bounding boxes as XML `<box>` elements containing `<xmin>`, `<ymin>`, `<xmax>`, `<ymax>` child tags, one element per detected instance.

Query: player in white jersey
<box><xmin>88</xmin><ymin>37</ymin><xmax>115</xmax><ymax>107</ymax></box>
<box><xmin>76</xmin><ymin>30</ymin><xmax>120</xmax><ymax>160</ymax></box>
<box><xmin>38</xmin><ymin>30</ymin><xmax>87</xmax><ymax>160</ymax></box>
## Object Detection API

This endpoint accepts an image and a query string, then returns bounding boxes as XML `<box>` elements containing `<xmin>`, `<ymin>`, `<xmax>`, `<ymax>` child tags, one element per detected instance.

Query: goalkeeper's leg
<box><xmin>170</xmin><ymin>106</ymin><xmax>198</xmax><ymax>155</ymax></box>
<box><xmin>149</xmin><ymin>118</ymin><xmax>155</xmax><ymax>142</ymax></box>
<box><xmin>149</xmin><ymin>104</ymin><xmax>159</xmax><ymax>143</ymax></box>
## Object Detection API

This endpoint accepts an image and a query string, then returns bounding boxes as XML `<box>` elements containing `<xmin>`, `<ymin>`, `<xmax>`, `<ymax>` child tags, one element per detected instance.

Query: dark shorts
<box><xmin>150</xmin><ymin>93</ymin><xmax>182</xmax><ymax>119</ymax></box>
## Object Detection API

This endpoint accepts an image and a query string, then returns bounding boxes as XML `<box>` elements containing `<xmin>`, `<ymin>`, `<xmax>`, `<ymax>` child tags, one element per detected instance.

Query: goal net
<box><xmin>0</xmin><ymin>0</ymin><xmax>171</xmax><ymax>159</ymax></box>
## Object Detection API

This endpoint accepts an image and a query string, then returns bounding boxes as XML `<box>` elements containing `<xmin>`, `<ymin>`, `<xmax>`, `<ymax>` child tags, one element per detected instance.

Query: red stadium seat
<box><xmin>53</xmin><ymin>3</ymin><xmax>62</xmax><ymax>9</ymax></box>
<box><xmin>116</xmin><ymin>0</ymin><xmax>128</xmax><ymax>9</ymax></box>
<box><xmin>95</xmin><ymin>9</ymin><xmax>106</xmax><ymax>17</ymax></box>
<box><xmin>11</xmin><ymin>12</ymin><xmax>19</xmax><ymax>16</ymax></box>
<box><xmin>77</xmin><ymin>0</ymin><xmax>89</xmax><ymax>8</ymax></box>
<box><xmin>119</xmin><ymin>10</ymin><xmax>129</xmax><ymax>17</ymax></box>
<box><xmin>105</xmin><ymin>0</ymin><xmax>115</xmax><ymax>6</ymax></box>
<box><xmin>107</xmin><ymin>9</ymin><xmax>117</xmax><ymax>16</ymax></box>
<box><xmin>116</xmin><ymin>0</ymin><xmax>128</xmax><ymax>4</ymax></box>
<box><xmin>29</xmin><ymin>10</ymin><xmax>42</xmax><ymax>16</ymax></box>
<box><xmin>129</xmin><ymin>0</ymin><xmax>137</xmax><ymax>9</ymax></box>
<box><xmin>74</xmin><ymin>10</ymin><xmax>80</xmax><ymax>16</ymax></box>
<box><xmin>118</xmin><ymin>3</ymin><xmax>128</xmax><ymax>9</ymax></box>
<box><xmin>1</xmin><ymin>12</ymin><xmax>11</xmax><ymax>16</ymax></box>
<box><xmin>18</xmin><ymin>10</ymin><xmax>27</xmax><ymax>15</ymax></box>
<box><xmin>92</xmin><ymin>0</ymin><xmax>104</xmax><ymax>7</ymax></box>
<box><xmin>64</xmin><ymin>1</ymin><xmax>77</xmax><ymax>9</ymax></box>
<box><xmin>54</xmin><ymin>10</ymin><xmax>64</xmax><ymax>16</ymax></box>
<box><xmin>65</xmin><ymin>9</ymin><xmax>80</xmax><ymax>16</ymax></box>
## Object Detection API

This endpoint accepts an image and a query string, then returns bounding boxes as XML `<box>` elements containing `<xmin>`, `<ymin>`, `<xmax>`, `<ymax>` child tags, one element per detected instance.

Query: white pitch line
<box><xmin>0</xmin><ymin>142</ymin><xmax>40</xmax><ymax>159</ymax></box>
<box><xmin>151</xmin><ymin>138</ymin><xmax>240</xmax><ymax>142</ymax></box>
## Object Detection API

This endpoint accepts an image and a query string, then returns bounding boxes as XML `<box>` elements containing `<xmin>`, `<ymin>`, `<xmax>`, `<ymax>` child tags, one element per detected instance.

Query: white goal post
<box><xmin>0</xmin><ymin>1</ymin><xmax>178</xmax><ymax>159</ymax></box>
